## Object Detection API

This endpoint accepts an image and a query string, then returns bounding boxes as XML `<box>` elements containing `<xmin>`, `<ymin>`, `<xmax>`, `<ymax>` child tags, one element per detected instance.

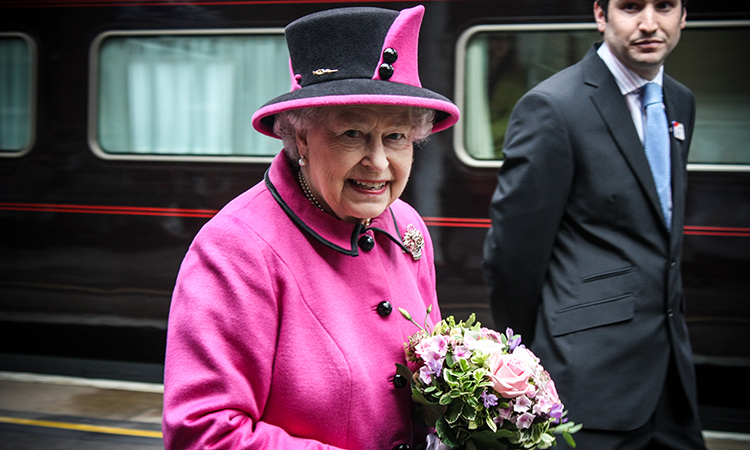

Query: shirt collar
<box><xmin>597</xmin><ymin>42</ymin><xmax>664</xmax><ymax>95</ymax></box>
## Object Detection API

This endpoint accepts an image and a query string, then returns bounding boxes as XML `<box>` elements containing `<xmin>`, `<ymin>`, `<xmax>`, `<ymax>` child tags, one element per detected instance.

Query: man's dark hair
<box><xmin>596</xmin><ymin>0</ymin><xmax>688</xmax><ymax>20</ymax></box>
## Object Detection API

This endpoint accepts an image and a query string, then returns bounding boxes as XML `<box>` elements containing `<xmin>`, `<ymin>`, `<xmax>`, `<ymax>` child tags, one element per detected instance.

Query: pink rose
<box><xmin>542</xmin><ymin>374</ymin><xmax>560</xmax><ymax>404</ymax></box>
<box><xmin>488</xmin><ymin>353</ymin><xmax>534</xmax><ymax>398</ymax></box>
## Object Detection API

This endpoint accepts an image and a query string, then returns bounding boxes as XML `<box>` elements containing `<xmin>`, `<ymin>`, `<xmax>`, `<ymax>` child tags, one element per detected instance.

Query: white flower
<box><xmin>463</xmin><ymin>331</ymin><xmax>505</xmax><ymax>355</ymax></box>
<box><xmin>513</xmin><ymin>346</ymin><xmax>541</xmax><ymax>373</ymax></box>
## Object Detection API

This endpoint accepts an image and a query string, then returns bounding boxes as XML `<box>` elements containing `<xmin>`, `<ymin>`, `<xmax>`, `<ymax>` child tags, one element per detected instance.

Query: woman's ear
<box><xmin>295</xmin><ymin>129</ymin><xmax>309</xmax><ymax>159</ymax></box>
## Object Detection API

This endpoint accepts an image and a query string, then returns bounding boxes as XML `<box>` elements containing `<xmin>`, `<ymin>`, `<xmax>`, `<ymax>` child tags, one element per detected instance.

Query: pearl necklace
<box><xmin>297</xmin><ymin>170</ymin><xmax>372</xmax><ymax>227</ymax></box>
<box><xmin>298</xmin><ymin>170</ymin><xmax>324</xmax><ymax>212</ymax></box>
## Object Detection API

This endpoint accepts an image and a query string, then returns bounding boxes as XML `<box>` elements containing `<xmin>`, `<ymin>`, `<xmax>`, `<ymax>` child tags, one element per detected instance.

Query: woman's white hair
<box><xmin>272</xmin><ymin>106</ymin><xmax>436</xmax><ymax>167</ymax></box>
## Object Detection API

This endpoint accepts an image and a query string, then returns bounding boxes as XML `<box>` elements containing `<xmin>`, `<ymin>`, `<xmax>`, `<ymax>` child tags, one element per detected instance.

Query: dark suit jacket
<box><xmin>482</xmin><ymin>45</ymin><xmax>697</xmax><ymax>431</ymax></box>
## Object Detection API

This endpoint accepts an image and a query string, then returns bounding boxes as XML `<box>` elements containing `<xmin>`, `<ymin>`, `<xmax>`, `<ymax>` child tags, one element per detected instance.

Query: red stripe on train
<box><xmin>1</xmin><ymin>203</ymin><xmax>749</xmax><ymax>235</ymax></box>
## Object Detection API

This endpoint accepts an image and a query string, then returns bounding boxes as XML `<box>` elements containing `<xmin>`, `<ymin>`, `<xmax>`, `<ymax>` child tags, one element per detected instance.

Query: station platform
<box><xmin>0</xmin><ymin>371</ymin><xmax>163</xmax><ymax>449</ymax></box>
<box><xmin>1</xmin><ymin>371</ymin><xmax>749</xmax><ymax>449</ymax></box>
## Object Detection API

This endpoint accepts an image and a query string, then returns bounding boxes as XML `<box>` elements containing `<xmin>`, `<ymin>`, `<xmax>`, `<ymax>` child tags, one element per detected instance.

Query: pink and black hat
<box><xmin>251</xmin><ymin>5</ymin><xmax>460</xmax><ymax>138</ymax></box>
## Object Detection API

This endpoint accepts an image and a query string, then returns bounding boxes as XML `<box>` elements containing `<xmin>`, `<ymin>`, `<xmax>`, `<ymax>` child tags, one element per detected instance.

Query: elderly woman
<box><xmin>162</xmin><ymin>5</ymin><xmax>459</xmax><ymax>450</ymax></box>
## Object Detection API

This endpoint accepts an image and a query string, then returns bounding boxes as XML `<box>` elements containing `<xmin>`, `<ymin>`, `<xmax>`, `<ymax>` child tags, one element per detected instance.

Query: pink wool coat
<box><xmin>163</xmin><ymin>153</ymin><xmax>441</xmax><ymax>449</ymax></box>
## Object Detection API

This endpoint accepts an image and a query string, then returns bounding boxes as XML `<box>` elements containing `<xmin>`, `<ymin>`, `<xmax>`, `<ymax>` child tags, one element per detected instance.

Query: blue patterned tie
<box><xmin>643</xmin><ymin>82</ymin><xmax>672</xmax><ymax>228</ymax></box>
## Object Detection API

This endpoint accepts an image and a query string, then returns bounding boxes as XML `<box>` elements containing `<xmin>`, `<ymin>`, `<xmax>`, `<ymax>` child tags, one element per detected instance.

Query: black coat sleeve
<box><xmin>482</xmin><ymin>89</ymin><xmax>574</xmax><ymax>342</ymax></box>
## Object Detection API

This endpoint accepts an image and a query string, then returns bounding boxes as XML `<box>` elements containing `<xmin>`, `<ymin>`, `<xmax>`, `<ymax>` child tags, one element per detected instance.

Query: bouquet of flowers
<box><xmin>397</xmin><ymin>308</ymin><xmax>581</xmax><ymax>450</ymax></box>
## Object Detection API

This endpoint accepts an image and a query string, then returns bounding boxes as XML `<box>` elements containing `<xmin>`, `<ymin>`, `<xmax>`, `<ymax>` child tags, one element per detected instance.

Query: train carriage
<box><xmin>1</xmin><ymin>0</ymin><xmax>748</xmax><ymax>433</ymax></box>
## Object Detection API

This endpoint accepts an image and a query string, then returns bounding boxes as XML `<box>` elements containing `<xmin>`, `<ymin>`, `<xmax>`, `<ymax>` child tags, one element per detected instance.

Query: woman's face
<box><xmin>297</xmin><ymin>105</ymin><xmax>416</xmax><ymax>224</ymax></box>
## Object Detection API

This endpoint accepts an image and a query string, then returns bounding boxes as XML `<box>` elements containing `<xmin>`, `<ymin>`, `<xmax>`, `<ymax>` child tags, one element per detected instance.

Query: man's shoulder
<box><xmin>527</xmin><ymin>50</ymin><xmax>604</xmax><ymax>100</ymax></box>
<box><xmin>533</xmin><ymin>59</ymin><xmax>585</xmax><ymax>93</ymax></box>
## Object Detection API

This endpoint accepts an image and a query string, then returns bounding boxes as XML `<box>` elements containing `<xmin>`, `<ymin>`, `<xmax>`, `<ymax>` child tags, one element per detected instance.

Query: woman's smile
<box><xmin>349</xmin><ymin>179</ymin><xmax>389</xmax><ymax>192</ymax></box>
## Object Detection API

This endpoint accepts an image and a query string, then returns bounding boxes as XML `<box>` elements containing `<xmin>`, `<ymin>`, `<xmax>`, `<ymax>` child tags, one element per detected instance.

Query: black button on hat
<box><xmin>383</xmin><ymin>47</ymin><xmax>398</xmax><ymax>64</ymax></box>
<box><xmin>358</xmin><ymin>234</ymin><xmax>375</xmax><ymax>251</ymax></box>
<box><xmin>379</xmin><ymin>63</ymin><xmax>394</xmax><ymax>80</ymax></box>
<box><xmin>377</xmin><ymin>301</ymin><xmax>392</xmax><ymax>317</ymax></box>
<box><xmin>392</xmin><ymin>373</ymin><xmax>407</xmax><ymax>388</ymax></box>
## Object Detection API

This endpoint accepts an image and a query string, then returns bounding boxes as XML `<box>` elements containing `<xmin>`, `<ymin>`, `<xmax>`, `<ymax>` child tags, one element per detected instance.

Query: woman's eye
<box><xmin>344</xmin><ymin>130</ymin><xmax>362</xmax><ymax>138</ymax></box>
<box><xmin>387</xmin><ymin>133</ymin><xmax>406</xmax><ymax>141</ymax></box>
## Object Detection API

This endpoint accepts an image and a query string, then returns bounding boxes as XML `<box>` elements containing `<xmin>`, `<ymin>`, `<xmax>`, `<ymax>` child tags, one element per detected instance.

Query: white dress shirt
<box><xmin>597</xmin><ymin>42</ymin><xmax>665</xmax><ymax>144</ymax></box>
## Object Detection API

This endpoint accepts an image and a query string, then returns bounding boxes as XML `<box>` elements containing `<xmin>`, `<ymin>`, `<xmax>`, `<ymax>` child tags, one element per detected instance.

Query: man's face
<box><xmin>595</xmin><ymin>0</ymin><xmax>687</xmax><ymax>80</ymax></box>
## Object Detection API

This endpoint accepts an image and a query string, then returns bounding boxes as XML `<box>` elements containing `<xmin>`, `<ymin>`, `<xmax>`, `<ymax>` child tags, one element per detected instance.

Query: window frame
<box><xmin>88</xmin><ymin>28</ymin><xmax>286</xmax><ymax>164</ymax></box>
<box><xmin>0</xmin><ymin>31</ymin><xmax>37</xmax><ymax>158</ymax></box>
<box><xmin>452</xmin><ymin>21</ymin><xmax>750</xmax><ymax>173</ymax></box>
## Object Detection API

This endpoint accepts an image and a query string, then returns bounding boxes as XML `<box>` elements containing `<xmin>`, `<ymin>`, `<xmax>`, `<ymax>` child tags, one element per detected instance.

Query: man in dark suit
<box><xmin>483</xmin><ymin>0</ymin><xmax>706</xmax><ymax>448</ymax></box>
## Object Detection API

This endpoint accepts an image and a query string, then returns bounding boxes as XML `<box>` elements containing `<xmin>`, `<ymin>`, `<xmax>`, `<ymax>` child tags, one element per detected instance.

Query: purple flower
<box><xmin>427</xmin><ymin>358</ymin><xmax>443</xmax><ymax>377</ymax></box>
<box><xmin>549</xmin><ymin>403</ymin><xmax>564</xmax><ymax>423</ymax></box>
<box><xmin>452</xmin><ymin>344</ymin><xmax>471</xmax><ymax>360</ymax></box>
<box><xmin>416</xmin><ymin>335</ymin><xmax>449</xmax><ymax>361</ymax></box>
<box><xmin>505</xmin><ymin>327</ymin><xmax>522</xmax><ymax>351</ymax></box>
<box><xmin>533</xmin><ymin>395</ymin><xmax>554</xmax><ymax>416</ymax></box>
<box><xmin>418</xmin><ymin>357</ymin><xmax>444</xmax><ymax>385</ymax></box>
<box><xmin>495</xmin><ymin>405</ymin><xmax>513</xmax><ymax>425</ymax></box>
<box><xmin>515</xmin><ymin>412</ymin><xmax>535</xmax><ymax>429</ymax></box>
<box><xmin>481</xmin><ymin>390</ymin><xmax>499</xmax><ymax>408</ymax></box>
<box><xmin>513</xmin><ymin>394</ymin><xmax>532</xmax><ymax>413</ymax></box>
<box><xmin>418</xmin><ymin>365</ymin><xmax>433</xmax><ymax>384</ymax></box>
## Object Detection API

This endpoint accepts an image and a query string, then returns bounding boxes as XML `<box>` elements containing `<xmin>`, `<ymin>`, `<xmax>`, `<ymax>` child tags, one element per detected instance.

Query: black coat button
<box><xmin>391</xmin><ymin>445</ymin><xmax>409</xmax><ymax>450</ymax></box>
<box><xmin>383</xmin><ymin>47</ymin><xmax>398</xmax><ymax>64</ymax></box>
<box><xmin>379</xmin><ymin>63</ymin><xmax>394</xmax><ymax>80</ymax></box>
<box><xmin>392</xmin><ymin>373</ymin><xmax>407</xmax><ymax>388</ymax></box>
<box><xmin>358</xmin><ymin>234</ymin><xmax>375</xmax><ymax>251</ymax></box>
<box><xmin>377</xmin><ymin>301</ymin><xmax>392</xmax><ymax>317</ymax></box>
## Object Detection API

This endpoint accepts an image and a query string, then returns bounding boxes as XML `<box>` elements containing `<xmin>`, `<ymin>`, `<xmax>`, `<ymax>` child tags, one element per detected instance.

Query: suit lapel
<box><xmin>583</xmin><ymin>51</ymin><xmax>668</xmax><ymax>232</ymax></box>
<box><xmin>663</xmin><ymin>77</ymin><xmax>688</xmax><ymax>240</ymax></box>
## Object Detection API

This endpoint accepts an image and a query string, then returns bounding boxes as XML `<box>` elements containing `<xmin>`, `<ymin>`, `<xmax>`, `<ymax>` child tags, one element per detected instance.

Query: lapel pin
<box><xmin>671</xmin><ymin>121</ymin><xmax>686</xmax><ymax>141</ymax></box>
<box><xmin>312</xmin><ymin>69</ymin><xmax>338</xmax><ymax>76</ymax></box>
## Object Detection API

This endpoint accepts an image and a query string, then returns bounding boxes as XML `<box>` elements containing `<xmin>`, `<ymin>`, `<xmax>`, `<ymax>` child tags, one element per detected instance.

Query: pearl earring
<box><xmin>298</xmin><ymin>156</ymin><xmax>307</xmax><ymax>166</ymax></box>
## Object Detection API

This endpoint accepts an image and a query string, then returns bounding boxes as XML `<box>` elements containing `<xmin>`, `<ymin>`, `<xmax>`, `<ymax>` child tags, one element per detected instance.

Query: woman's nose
<box><xmin>362</xmin><ymin>139</ymin><xmax>389</xmax><ymax>171</ymax></box>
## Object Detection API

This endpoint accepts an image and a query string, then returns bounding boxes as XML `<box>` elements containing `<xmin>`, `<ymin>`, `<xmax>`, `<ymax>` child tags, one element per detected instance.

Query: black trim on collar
<box><xmin>265</xmin><ymin>168</ymin><xmax>358</xmax><ymax>256</ymax></box>
<box><xmin>265</xmin><ymin>168</ymin><xmax>409</xmax><ymax>257</ymax></box>
<box><xmin>369</xmin><ymin>208</ymin><xmax>410</xmax><ymax>254</ymax></box>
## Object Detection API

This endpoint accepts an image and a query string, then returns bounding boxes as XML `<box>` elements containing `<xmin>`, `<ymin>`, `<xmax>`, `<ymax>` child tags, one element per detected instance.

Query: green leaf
<box><xmin>563</xmin><ymin>431</ymin><xmax>576</xmax><ymax>448</ymax></box>
<box><xmin>395</xmin><ymin>363</ymin><xmax>413</xmax><ymax>381</ymax></box>
<box><xmin>445</xmin><ymin>400</ymin><xmax>464</xmax><ymax>424</ymax></box>
<box><xmin>486</xmin><ymin>415</ymin><xmax>498</xmax><ymax>433</ymax></box>
<box><xmin>435</xmin><ymin>418</ymin><xmax>460</xmax><ymax>448</ymax></box>
<box><xmin>467</xmin><ymin>430</ymin><xmax>508</xmax><ymax>450</ymax></box>
<box><xmin>411</xmin><ymin>386</ymin><xmax>436</xmax><ymax>406</ymax></box>
<box><xmin>463</xmin><ymin>404</ymin><xmax>477</xmax><ymax>421</ymax></box>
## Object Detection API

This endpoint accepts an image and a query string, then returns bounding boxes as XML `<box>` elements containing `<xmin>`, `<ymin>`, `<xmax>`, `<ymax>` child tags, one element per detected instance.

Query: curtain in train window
<box><xmin>667</xmin><ymin>26</ymin><xmax>750</xmax><ymax>165</ymax></box>
<box><xmin>462</xmin><ymin>29</ymin><xmax>598</xmax><ymax>160</ymax></box>
<box><xmin>96</xmin><ymin>34</ymin><xmax>289</xmax><ymax>156</ymax></box>
<box><xmin>0</xmin><ymin>35</ymin><xmax>33</xmax><ymax>154</ymax></box>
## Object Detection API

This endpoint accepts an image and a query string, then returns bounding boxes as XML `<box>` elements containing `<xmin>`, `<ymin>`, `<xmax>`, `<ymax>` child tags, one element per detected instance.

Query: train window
<box><xmin>0</xmin><ymin>33</ymin><xmax>35</xmax><ymax>156</ymax></box>
<box><xmin>454</xmin><ymin>24</ymin><xmax>599</xmax><ymax>166</ymax></box>
<box><xmin>667</xmin><ymin>24</ymin><xmax>750</xmax><ymax>168</ymax></box>
<box><xmin>90</xmin><ymin>30</ymin><xmax>289</xmax><ymax>162</ymax></box>
<box><xmin>455</xmin><ymin>22</ymin><xmax>750</xmax><ymax>170</ymax></box>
